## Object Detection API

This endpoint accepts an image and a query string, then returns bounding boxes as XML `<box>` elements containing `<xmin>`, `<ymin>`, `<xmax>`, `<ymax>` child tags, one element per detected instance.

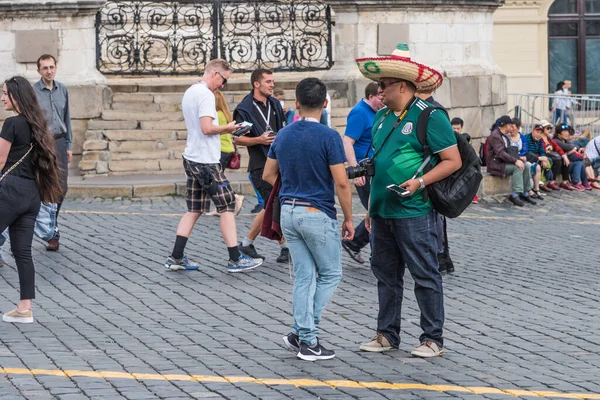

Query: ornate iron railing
<box><xmin>96</xmin><ymin>0</ymin><xmax>334</xmax><ymax>75</ymax></box>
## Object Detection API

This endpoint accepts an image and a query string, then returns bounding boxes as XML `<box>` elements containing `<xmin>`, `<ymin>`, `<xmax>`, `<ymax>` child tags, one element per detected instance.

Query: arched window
<box><xmin>549</xmin><ymin>0</ymin><xmax>600</xmax><ymax>94</ymax></box>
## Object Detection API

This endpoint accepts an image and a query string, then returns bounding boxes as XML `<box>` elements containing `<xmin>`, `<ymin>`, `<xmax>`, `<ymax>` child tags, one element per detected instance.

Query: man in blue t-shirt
<box><xmin>341</xmin><ymin>82</ymin><xmax>384</xmax><ymax>264</ymax></box>
<box><xmin>263</xmin><ymin>78</ymin><xmax>354</xmax><ymax>361</ymax></box>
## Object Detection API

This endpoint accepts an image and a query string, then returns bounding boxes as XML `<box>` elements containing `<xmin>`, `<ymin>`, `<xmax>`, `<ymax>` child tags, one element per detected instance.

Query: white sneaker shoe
<box><xmin>411</xmin><ymin>341</ymin><xmax>444</xmax><ymax>358</ymax></box>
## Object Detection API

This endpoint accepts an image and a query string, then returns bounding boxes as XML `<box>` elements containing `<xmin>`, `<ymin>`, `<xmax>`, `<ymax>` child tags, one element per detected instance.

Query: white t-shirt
<box><xmin>182</xmin><ymin>82</ymin><xmax>220</xmax><ymax>164</ymax></box>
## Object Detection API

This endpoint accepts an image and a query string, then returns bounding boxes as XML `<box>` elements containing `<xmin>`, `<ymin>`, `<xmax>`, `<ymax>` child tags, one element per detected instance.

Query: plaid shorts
<box><xmin>182</xmin><ymin>158</ymin><xmax>236</xmax><ymax>214</ymax></box>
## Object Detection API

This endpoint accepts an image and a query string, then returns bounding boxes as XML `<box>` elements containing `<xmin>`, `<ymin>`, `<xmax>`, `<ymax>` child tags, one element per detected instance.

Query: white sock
<box><xmin>281</xmin><ymin>243</ymin><xmax>288</xmax><ymax>249</ymax></box>
<box><xmin>242</xmin><ymin>237</ymin><xmax>254</xmax><ymax>247</ymax></box>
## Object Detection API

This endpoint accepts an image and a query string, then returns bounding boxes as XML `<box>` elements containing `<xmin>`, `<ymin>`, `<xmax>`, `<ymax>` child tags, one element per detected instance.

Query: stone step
<box><xmin>111</xmin><ymin>102</ymin><xmax>160</xmax><ymax>112</ymax></box>
<box><xmin>111</xmin><ymin>93</ymin><xmax>154</xmax><ymax>103</ymax></box>
<box><xmin>330</xmin><ymin>107</ymin><xmax>352</xmax><ymax>118</ymax></box>
<box><xmin>88</xmin><ymin>120</ymin><xmax>138</xmax><ymax>130</ymax></box>
<box><xmin>102</xmin><ymin>130</ymin><xmax>178</xmax><ymax>141</ymax></box>
<box><xmin>140</xmin><ymin>120</ymin><xmax>187</xmax><ymax>130</ymax></box>
<box><xmin>331</xmin><ymin>116</ymin><xmax>347</xmax><ymax>128</ymax></box>
<box><xmin>102</xmin><ymin>110</ymin><xmax>183</xmax><ymax>122</ymax></box>
<box><xmin>109</xmin><ymin>140</ymin><xmax>186</xmax><ymax>152</ymax></box>
<box><xmin>111</xmin><ymin>150</ymin><xmax>175</xmax><ymax>161</ymax></box>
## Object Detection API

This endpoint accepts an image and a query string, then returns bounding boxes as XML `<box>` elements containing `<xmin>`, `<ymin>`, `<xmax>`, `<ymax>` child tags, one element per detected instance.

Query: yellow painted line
<box><xmin>1</xmin><ymin>368</ymin><xmax>599</xmax><ymax>398</ymax></box>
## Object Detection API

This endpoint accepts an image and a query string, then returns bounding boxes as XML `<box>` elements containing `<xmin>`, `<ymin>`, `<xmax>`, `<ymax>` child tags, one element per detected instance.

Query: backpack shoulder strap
<box><xmin>416</xmin><ymin>106</ymin><xmax>449</xmax><ymax>157</ymax></box>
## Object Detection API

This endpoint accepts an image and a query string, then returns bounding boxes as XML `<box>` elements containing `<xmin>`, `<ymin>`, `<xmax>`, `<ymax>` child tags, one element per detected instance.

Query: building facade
<box><xmin>494</xmin><ymin>0</ymin><xmax>600</xmax><ymax>95</ymax></box>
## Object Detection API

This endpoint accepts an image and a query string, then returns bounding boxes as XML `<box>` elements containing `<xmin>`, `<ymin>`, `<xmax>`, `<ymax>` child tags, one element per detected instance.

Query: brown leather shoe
<box><xmin>46</xmin><ymin>239</ymin><xmax>59</xmax><ymax>251</ymax></box>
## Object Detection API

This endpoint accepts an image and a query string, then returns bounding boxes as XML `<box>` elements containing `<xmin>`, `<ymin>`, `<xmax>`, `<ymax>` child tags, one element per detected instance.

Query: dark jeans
<box><xmin>53</xmin><ymin>136</ymin><xmax>69</xmax><ymax>240</ymax></box>
<box><xmin>345</xmin><ymin>178</ymin><xmax>370</xmax><ymax>252</ymax></box>
<box><xmin>569</xmin><ymin>160</ymin><xmax>588</xmax><ymax>184</ymax></box>
<box><xmin>220</xmin><ymin>152</ymin><xmax>234</xmax><ymax>171</ymax></box>
<box><xmin>370</xmin><ymin>213</ymin><xmax>444</xmax><ymax>348</ymax></box>
<box><xmin>0</xmin><ymin>175</ymin><xmax>41</xmax><ymax>300</ymax></box>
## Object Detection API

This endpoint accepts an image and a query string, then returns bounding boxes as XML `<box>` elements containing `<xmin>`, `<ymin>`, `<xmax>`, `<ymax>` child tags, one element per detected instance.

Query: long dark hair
<box><xmin>5</xmin><ymin>76</ymin><xmax>62</xmax><ymax>203</ymax></box>
<box><xmin>556</xmin><ymin>81</ymin><xmax>565</xmax><ymax>91</ymax></box>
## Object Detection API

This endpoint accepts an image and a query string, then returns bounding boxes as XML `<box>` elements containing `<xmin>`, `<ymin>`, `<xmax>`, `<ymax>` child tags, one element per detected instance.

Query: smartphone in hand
<box><xmin>233</xmin><ymin>121</ymin><xmax>253</xmax><ymax>137</ymax></box>
<box><xmin>386</xmin><ymin>184</ymin><xmax>411</xmax><ymax>197</ymax></box>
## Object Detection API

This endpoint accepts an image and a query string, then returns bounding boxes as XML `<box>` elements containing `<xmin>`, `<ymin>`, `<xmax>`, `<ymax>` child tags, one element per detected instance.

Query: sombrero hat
<box><xmin>356</xmin><ymin>42</ymin><xmax>443</xmax><ymax>92</ymax></box>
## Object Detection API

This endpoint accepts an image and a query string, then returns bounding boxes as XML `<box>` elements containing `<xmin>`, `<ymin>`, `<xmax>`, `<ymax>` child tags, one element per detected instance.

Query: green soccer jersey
<box><xmin>369</xmin><ymin>98</ymin><xmax>457</xmax><ymax>219</ymax></box>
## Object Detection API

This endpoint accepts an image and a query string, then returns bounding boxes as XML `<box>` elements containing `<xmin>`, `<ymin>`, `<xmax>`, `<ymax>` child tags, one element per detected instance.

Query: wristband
<box><xmin>418</xmin><ymin>177</ymin><xmax>425</xmax><ymax>189</ymax></box>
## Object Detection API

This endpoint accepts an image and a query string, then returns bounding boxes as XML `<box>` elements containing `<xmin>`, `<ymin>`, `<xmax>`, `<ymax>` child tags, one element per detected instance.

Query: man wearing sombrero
<box><xmin>357</xmin><ymin>43</ymin><xmax>462</xmax><ymax>357</ymax></box>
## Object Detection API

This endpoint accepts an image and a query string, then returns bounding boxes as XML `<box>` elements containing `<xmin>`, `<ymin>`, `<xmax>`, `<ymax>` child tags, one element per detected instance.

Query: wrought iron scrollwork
<box><xmin>96</xmin><ymin>0</ymin><xmax>334</xmax><ymax>75</ymax></box>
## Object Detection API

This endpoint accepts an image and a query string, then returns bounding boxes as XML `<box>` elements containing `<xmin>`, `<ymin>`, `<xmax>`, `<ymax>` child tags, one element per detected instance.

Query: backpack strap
<box><xmin>411</xmin><ymin>107</ymin><xmax>449</xmax><ymax>180</ymax></box>
<box><xmin>416</xmin><ymin>107</ymin><xmax>449</xmax><ymax>157</ymax></box>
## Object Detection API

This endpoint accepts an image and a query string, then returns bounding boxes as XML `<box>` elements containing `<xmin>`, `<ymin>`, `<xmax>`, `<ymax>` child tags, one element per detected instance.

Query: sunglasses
<box><xmin>378</xmin><ymin>80</ymin><xmax>404</xmax><ymax>90</ymax></box>
<box><xmin>560</xmin><ymin>124</ymin><xmax>570</xmax><ymax>130</ymax></box>
<box><xmin>216</xmin><ymin>71</ymin><xmax>227</xmax><ymax>86</ymax></box>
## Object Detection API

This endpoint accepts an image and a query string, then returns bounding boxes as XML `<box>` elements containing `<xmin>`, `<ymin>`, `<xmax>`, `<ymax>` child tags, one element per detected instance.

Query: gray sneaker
<box><xmin>227</xmin><ymin>254</ymin><xmax>263</xmax><ymax>273</ymax></box>
<box><xmin>164</xmin><ymin>255</ymin><xmax>199</xmax><ymax>271</ymax></box>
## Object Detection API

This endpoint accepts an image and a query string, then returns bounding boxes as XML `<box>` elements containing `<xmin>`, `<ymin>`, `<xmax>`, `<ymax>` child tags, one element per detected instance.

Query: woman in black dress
<box><xmin>0</xmin><ymin>76</ymin><xmax>62</xmax><ymax>323</ymax></box>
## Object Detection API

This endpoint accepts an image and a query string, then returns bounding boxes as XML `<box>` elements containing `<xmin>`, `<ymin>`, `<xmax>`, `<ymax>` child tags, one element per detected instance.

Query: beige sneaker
<box><xmin>205</xmin><ymin>210</ymin><xmax>219</xmax><ymax>217</ymax></box>
<box><xmin>359</xmin><ymin>333</ymin><xmax>395</xmax><ymax>352</ymax></box>
<box><xmin>234</xmin><ymin>194</ymin><xmax>245</xmax><ymax>216</ymax></box>
<box><xmin>3</xmin><ymin>308</ymin><xmax>33</xmax><ymax>324</ymax></box>
<box><xmin>411</xmin><ymin>341</ymin><xmax>444</xmax><ymax>358</ymax></box>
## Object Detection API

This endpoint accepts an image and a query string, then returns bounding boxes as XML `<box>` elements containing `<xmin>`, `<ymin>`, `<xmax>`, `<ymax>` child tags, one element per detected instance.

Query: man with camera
<box><xmin>355</xmin><ymin>43</ymin><xmax>462</xmax><ymax>358</ymax></box>
<box><xmin>234</xmin><ymin>68</ymin><xmax>289</xmax><ymax>263</ymax></box>
<box><xmin>342</xmin><ymin>82</ymin><xmax>384</xmax><ymax>264</ymax></box>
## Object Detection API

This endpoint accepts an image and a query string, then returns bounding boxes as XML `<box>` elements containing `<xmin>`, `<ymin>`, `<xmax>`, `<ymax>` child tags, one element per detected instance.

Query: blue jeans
<box><xmin>370</xmin><ymin>212</ymin><xmax>444</xmax><ymax>348</ymax></box>
<box><xmin>248</xmin><ymin>173</ymin><xmax>264</xmax><ymax>205</ymax></box>
<box><xmin>568</xmin><ymin>160</ymin><xmax>587</xmax><ymax>184</ymax></box>
<box><xmin>554</xmin><ymin>109</ymin><xmax>566</xmax><ymax>125</ymax></box>
<box><xmin>280</xmin><ymin>204</ymin><xmax>342</xmax><ymax>346</ymax></box>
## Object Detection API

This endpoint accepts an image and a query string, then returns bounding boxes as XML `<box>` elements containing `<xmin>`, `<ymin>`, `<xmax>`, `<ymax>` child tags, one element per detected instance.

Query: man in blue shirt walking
<box><xmin>341</xmin><ymin>82</ymin><xmax>384</xmax><ymax>264</ymax></box>
<box><xmin>263</xmin><ymin>78</ymin><xmax>354</xmax><ymax>361</ymax></box>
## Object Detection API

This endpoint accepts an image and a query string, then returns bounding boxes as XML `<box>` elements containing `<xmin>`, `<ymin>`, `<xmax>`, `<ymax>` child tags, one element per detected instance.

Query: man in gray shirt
<box><xmin>33</xmin><ymin>54</ymin><xmax>72</xmax><ymax>251</ymax></box>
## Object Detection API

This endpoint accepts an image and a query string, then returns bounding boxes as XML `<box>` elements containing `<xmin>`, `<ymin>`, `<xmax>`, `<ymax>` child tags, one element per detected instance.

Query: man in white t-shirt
<box><xmin>164</xmin><ymin>59</ymin><xmax>263</xmax><ymax>273</ymax></box>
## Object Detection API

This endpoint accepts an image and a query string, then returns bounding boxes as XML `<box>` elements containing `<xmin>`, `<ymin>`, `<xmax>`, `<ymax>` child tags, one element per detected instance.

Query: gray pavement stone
<box><xmin>0</xmin><ymin>193</ymin><xmax>598</xmax><ymax>399</ymax></box>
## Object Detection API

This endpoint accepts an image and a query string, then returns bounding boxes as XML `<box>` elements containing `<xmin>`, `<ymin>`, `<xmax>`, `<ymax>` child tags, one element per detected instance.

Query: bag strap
<box><xmin>0</xmin><ymin>144</ymin><xmax>33</xmax><ymax>183</ymax></box>
<box><xmin>412</xmin><ymin>107</ymin><xmax>449</xmax><ymax>180</ymax></box>
<box><xmin>371</xmin><ymin>97</ymin><xmax>416</xmax><ymax>161</ymax></box>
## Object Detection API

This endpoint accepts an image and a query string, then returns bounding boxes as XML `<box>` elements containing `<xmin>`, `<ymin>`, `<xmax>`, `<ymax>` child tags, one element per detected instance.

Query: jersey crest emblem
<box><xmin>402</xmin><ymin>122</ymin><xmax>413</xmax><ymax>135</ymax></box>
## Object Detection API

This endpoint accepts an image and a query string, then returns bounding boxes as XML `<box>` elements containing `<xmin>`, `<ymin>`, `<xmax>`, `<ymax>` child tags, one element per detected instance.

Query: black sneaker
<box><xmin>519</xmin><ymin>194</ymin><xmax>537</xmax><ymax>205</ymax></box>
<box><xmin>250</xmin><ymin>204</ymin><xmax>263</xmax><ymax>214</ymax></box>
<box><xmin>297</xmin><ymin>341</ymin><xmax>335</xmax><ymax>361</ymax></box>
<box><xmin>238</xmin><ymin>243</ymin><xmax>265</xmax><ymax>260</ymax></box>
<box><xmin>437</xmin><ymin>253</ymin><xmax>447</xmax><ymax>273</ymax></box>
<box><xmin>342</xmin><ymin>241</ymin><xmax>365</xmax><ymax>264</ymax></box>
<box><xmin>283</xmin><ymin>332</ymin><xmax>300</xmax><ymax>352</ymax></box>
<box><xmin>444</xmin><ymin>253</ymin><xmax>455</xmax><ymax>273</ymax></box>
<box><xmin>531</xmin><ymin>190</ymin><xmax>544</xmax><ymax>200</ymax></box>
<box><xmin>508</xmin><ymin>195</ymin><xmax>524</xmax><ymax>207</ymax></box>
<box><xmin>276</xmin><ymin>247</ymin><xmax>290</xmax><ymax>263</ymax></box>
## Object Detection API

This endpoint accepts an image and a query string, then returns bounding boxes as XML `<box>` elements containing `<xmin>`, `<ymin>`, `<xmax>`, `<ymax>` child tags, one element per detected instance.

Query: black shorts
<box><xmin>249</xmin><ymin>168</ymin><xmax>273</xmax><ymax>208</ymax></box>
<box><xmin>183</xmin><ymin>158</ymin><xmax>236</xmax><ymax>214</ymax></box>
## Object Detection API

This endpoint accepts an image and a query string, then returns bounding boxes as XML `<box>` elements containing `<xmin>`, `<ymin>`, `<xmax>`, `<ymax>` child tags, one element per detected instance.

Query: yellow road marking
<box><xmin>1</xmin><ymin>368</ymin><xmax>599</xmax><ymax>398</ymax></box>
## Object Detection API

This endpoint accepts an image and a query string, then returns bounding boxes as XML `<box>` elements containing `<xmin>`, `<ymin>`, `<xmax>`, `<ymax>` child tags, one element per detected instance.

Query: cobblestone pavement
<box><xmin>0</xmin><ymin>190</ymin><xmax>599</xmax><ymax>400</ymax></box>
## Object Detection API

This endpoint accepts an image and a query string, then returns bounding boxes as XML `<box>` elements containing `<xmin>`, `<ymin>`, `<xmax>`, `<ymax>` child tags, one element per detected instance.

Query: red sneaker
<box><xmin>560</xmin><ymin>182</ymin><xmax>574</xmax><ymax>191</ymax></box>
<box><xmin>540</xmin><ymin>184</ymin><xmax>552</xmax><ymax>192</ymax></box>
<box><xmin>472</xmin><ymin>195</ymin><xmax>479</xmax><ymax>204</ymax></box>
<box><xmin>548</xmin><ymin>182</ymin><xmax>561</xmax><ymax>190</ymax></box>
<box><xmin>572</xmin><ymin>183</ymin><xmax>586</xmax><ymax>191</ymax></box>
<box><xmin>583</xmin><ymin>182</ymin><xmax>593</xmax><ymax>190</ymax></box>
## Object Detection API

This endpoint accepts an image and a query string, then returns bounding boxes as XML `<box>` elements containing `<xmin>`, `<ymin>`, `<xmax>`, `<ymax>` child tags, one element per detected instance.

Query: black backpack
<box><xmin>415</xmin><ymin>107</ymin><xmax>483</xmax><ymax>218</ymax></box>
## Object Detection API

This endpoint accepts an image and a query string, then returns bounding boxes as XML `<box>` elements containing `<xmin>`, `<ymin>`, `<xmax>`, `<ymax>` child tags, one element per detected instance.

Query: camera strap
<box><xmin>371</xmin><ymin>96</ymin><xmax>416</xmax><ymax>161</ymax></box>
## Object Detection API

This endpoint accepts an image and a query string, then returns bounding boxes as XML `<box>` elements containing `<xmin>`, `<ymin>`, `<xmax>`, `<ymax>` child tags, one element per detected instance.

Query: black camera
<box><xmin>346</xmin><ymin>158</ymin><xmax>375</xmax><ymax>179</ymax></box>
